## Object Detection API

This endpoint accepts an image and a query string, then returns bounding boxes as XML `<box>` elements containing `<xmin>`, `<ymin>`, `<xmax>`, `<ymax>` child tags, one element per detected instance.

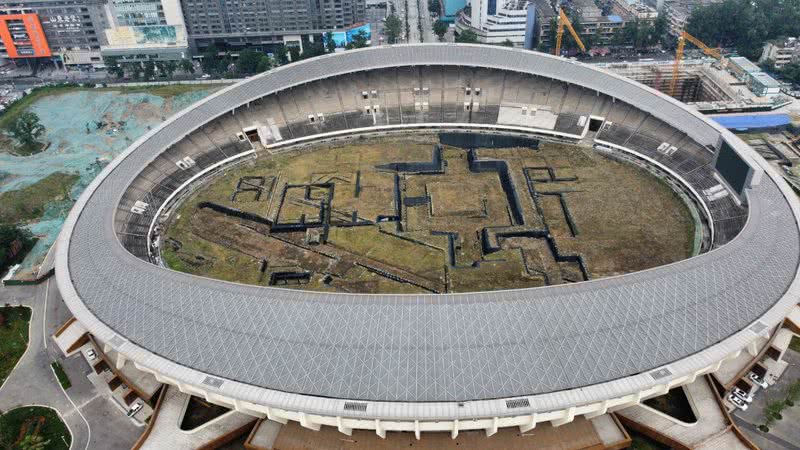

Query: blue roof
<box><xmin>713</xmin><ymin>114</ymin><xmax>791</xmax><ymax>130</ymax></box>
<box><xmin>608</xmin><ymin>15</ymin><xmax>623</xmax><ymax>23</ymax></box>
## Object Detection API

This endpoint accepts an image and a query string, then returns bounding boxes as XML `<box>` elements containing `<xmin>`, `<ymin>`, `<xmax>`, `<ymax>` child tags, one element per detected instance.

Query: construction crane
<box><xmin>554</xmin><ymin>8</ymin><xmax>586</xmax><ymax>57</ymax></box>
<box><xmin>669</xmin><ymin>31</ymin><xmax>723</xmax><ymax>97</ymax></box>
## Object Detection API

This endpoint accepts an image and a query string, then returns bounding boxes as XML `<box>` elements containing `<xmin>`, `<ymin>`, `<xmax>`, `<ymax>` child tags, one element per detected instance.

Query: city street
<box><xmin>418</xmin><ymin>0</ymin><xmax>437</xmax><ymax>43</ymax></box>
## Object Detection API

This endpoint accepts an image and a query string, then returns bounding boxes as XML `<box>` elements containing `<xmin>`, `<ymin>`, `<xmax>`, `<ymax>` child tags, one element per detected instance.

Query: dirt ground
<box><xmin>161</xmin><ymin>137</ymin><xmax>696</xmax><ymax>294</ymax></box>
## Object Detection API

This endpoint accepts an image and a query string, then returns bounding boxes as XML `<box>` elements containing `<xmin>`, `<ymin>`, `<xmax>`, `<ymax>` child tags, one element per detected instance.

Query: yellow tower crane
<box><xmin>554</xmin><ymin>8</ymin><xmax>586</xmax><ymax>57</ymax></box>
<box><xmin>669</xmin><ymin>31</ymin><xmax>723</xmax><ymax>97</ymax></box>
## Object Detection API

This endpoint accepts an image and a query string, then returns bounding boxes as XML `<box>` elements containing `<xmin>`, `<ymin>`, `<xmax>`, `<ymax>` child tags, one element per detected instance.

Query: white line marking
<box><xmin>51</xmin><ymin>364</ymin><xmax>91</xmax><ymax>450</ymax></box>
<box><xmin>43</xmin><ymin>278</ymin><xmax>49</xmax><ymax>350</ymax></box>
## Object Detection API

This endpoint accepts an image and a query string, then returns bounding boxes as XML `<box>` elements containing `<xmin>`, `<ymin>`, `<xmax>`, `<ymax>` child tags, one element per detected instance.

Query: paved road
<box><xmin>405</xmin><ymin>0</ymin><xmax>421</xmax><ymax>43</ymax></box>
<box><xmin>417</xmin><ymin>0</ymin><xmax>437</xmax><ymax>43</ymax></box>
<box><xmin>733</xmin><ymin>347</ymin><xmax>800</xmax><ymax>450</ymax></box>
<box><xmin>0</xmin><ymin>280</ymin><xmax>141</xmax><ymax>450</ymax></box>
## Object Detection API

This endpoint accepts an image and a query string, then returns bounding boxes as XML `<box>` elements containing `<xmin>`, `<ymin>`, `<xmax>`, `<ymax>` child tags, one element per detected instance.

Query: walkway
<box><xmin>0</xmin><ymin>280</ymin><xmax>141</xmax><ymax>450</ymax></box>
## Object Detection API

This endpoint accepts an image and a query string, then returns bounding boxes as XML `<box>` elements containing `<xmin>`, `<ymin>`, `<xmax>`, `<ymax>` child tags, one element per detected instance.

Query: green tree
<box><xmin>684</xmin><ymin>0</ymin><xmax>800</xmax><ymax>59</ymax></box>
<box><xmin>103</xmin><ymin>56</ymin><xmax>124</xmax><ymax>79</ymax></box>
<box><xmin>179</xmin><ymin>58</ymin><xmax>195</xmax><ymax>74</ymax></box>
<box><xmin>433</xmin><ymin>19</ymin><xmax>448</xmax><ymax>41</ymax></box>
<box><xmin>201</xmin><ymin>45</ymin><xmax>221</xmax><ymax>74</ymax></box>
<box><xmin>385</xmin><ymin>14</ymin><xmax>403</xmax><ymax>44</ymax></box>
<box><xmin>9</xmin><ymin>112</ymin><xmax>45</xmax><ymax>152</ymax></box>
<box><xmin>764</xmin><ymin>399</ymin><xmax>785</xmax><ymax>427</ymax></box>
<box><xmin>498</xmin><ymin>39</ymin><xmax>514</xmax><ymax>47</ymax></box>
<box><xmin>301</xmin><ymin>41</ymin><xmax>326</xmax><ymax>59</ymax></box>
<box><xmin>455</xmin><ymin>29</ymin><xmax>479</xmax><ymax>43</ymax></box>
<box><xmin>325</xmin><ymin>32</ymin><xmax>337</xmax><ymax>52</ymax></box>
<box><xmin>429</xmin><ymin>0</ymin><xmax>441</xmax><ymax>14</ymax></box>
<box><xmin>288</xmin><ymin>46</ymin><xmax>301</xmax><ymax>62</ymax></box>
<box><xmin>256</xmin><ymin>55</ymin><xmax>273</xmax><ymax>73</ymax></box>
<box><xmin>18</xmin><ymin>434</ymin><xmax>50</xmax><ymax>450</ymax></box>
<box><xmin>162</xmin><ymin>60</ymin><xmax>177</xmax><ymax>78</ymax></box>
<box><xmin>143</xmin><ymin>61</ymin><xmax>156</xmax><ymax>79</ymax></box>
<box><xmin>236</xmin><ymin>49</ymin><xmax>265</xmax><ymax>74</ymax></box>
<box><xmin>345</xmin><ymin>30</ymin><xmax>369</xmax><ymax>49</ymax></box>
<box><xmin>0</xmin><ymin>224</ymin><xmax>35</xmax><ymax>278</ymax></box>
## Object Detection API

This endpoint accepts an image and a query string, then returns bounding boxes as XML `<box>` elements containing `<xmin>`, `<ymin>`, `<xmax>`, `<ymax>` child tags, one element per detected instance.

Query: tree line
<box><xmin>686</xmin><ymin>0</ymin><xmax>800</xmax><ymax>59</ymax></box>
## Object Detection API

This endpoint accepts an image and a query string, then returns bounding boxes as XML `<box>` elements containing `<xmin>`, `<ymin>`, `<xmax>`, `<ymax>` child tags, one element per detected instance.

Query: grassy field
<box><xmin>50</xmin><ymin>361</ymin><xmax>71</xmax><ymax>390</ymax></box>
<box><xmin>0</xmin><ymin>306</ymin><xmax>31</xmax><ymax>389</ymax></box>
<box><xmin>0</xmin><ymin>406</ymin><xmax>71</xmax><ymax>450</ymax></box>
<box><xmin>162</xmin><ymin>138</ymin><xmax>695</xmax><ymax>294</ymax></box>
<box><xmin>0</xmin><ymin>172</ymin><xmax>79</xmax><ymax>224</ymax></box>
<box><xmin>102</xmin><ymin>83</ymin><xmax>217</xmax><ymax>98</ymax></box>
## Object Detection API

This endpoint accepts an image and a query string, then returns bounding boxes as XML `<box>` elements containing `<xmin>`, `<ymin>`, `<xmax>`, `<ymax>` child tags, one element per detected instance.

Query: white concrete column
<box><xmin>551</xmin><ymin>406</ymin><xmax>576</xmax><ymax>427</ymax></box>
<box><xmin>485</xmin><ymin>417</ymin><xmax>498</xmax><ymax>437</ymax></box>
<box><xmin>299</xmin><ymin>412</ymin><xmax>321</xmax><ymax>431</ymax></box>
<box><xmin>375</xmin><ymin>419</ymin><xmax>386</xmax><ymax>439</ymax></box>
<box><xmin>451</xmin><ymin>419</ymin><xmax>459</xmax><ymax>439</ymax></box>
<box><xmin>336</xmin><ymin>416</ymin><xmax>353</xmax><ymax>436</ymax></box>
<box><xmin>414</xmin><ymin>420</ymin><xmax>421</xmax><ymax>440</ymax></box>
<box><xmin>115</xmin><ymin>353</ymin><xmax>126</xmax><ymax>369</ymax></box>
<box><xmin>585</xmin><ymin>402</ymin><xmax>608</xmax><ymax>419</ymax></box>
<box><xmin>265</xmin><ymin>407</ymin><xmax>288</xmax><ymax>425</ymax></box>
<box><xmin>747</xmin><ymin>340</ymin><xmax>759</xmax><ymax>356</ymax></box>
<box><xmin>519</xmin><ymin>413</ymin><xmax>537</xmax><ymax>432</ymax></box>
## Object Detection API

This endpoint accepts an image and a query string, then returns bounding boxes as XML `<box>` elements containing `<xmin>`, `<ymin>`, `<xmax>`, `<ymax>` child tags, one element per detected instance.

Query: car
<box><xmin>749</xmin><ymin>372</ymin><xmax>768</xmax><ymax>389</ymax></box>
<box><xmin>199</xmin><ymin>73</ymin><xmax>211</xmax><ymax>79</ymax></box>
<box><xmin>86</xmin><ymin>348</ymin><xmax>97</xmax><ymax>361</ymax></box>
<box><xmin>728</xmin><ymin>394</ymin><xmax>748</xmax><ymax>411</ymax></box>
<box><xmin>127</xmin><ymin>402</ymin><xmax>143</xmax><ymax>417</ymax></box>
<box><xmin>731</xmin><ymin>387</ymin><xmax>753</xmax><ymax>403</ymax></box>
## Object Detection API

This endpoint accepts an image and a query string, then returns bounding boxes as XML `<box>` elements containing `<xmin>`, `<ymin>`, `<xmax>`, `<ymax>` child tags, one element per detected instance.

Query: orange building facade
<box><xmin>0</xmin><ymin>13</ymin><xmax>51</xmax><ymax>58</ymax></box>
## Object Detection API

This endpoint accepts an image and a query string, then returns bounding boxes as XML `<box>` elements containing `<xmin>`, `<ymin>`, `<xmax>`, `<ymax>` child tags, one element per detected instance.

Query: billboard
<box><xmin>714</xmin><ymin>141</ymin><xmax>751</xmax><ymax>197</ymax></box>
<box><xmin>0</xmin><ymin>14</ymin><xmax>51</xmax><ymax>58</ymax></box>
<box><xmin>324</xmin><ymin>23</ymin><xmax>371</xmax><ymax>48</ymax></box>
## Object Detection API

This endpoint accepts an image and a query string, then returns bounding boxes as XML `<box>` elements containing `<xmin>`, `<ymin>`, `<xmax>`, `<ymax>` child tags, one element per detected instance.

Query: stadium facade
<box><xmin>55</xmin><ymin>44</ymin><xmax>800</xmax><ymax>438</ymax></box>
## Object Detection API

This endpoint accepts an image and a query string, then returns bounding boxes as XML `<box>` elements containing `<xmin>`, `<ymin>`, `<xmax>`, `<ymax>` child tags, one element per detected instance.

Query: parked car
<box><xmin>731</xmin><ymin>387</ymin><xmax>753</xmax><ymax>403</ymax></box>
<box><xmin>728</xmin><ymin>394</ymin><xmax>748</xmax><ymax>411</ymax></box>
<box><xmin>749</xmin><ymin>372</ymin><xmax>768</xmax><ymax>389</ymax></box>
<box><xmin>86</xmin><ymin>348</ymin><xmax>97</xmax><ymax>361</ymax></box>
<box><xmin>127</xmin><ymin>402</ymin><xmax>143</xmax><ymax>417</ymax></box>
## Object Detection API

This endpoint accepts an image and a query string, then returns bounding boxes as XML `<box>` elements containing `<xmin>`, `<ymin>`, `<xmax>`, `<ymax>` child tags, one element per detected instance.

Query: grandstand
<box><xmin>56</xmin><ymin>45</ymin><xmax>800</xmax><ymax>439</ymax></box>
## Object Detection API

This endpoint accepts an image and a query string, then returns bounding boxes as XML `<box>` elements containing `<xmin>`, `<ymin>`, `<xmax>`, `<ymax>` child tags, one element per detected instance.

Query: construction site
<box><xmin>160</xmin><ymin>134</ymin><xmax>697</xmax><ymax>294</ymax></box>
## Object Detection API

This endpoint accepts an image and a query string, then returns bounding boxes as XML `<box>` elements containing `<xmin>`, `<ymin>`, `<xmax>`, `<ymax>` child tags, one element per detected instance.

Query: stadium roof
<box><xmin>56</xmin><ymin>45</ymin><xmax>800</xmax><ymax>420</ymax></box>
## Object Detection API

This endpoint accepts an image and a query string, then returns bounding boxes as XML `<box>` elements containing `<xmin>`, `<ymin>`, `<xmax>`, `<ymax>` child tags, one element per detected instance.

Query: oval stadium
<box><xmin>54</xmin><ymin>44</ymin><xmax>800</xmax><ymax>442</ymax></box>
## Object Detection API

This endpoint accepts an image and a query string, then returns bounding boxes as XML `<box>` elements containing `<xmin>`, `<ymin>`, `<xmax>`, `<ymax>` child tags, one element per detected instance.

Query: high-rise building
<box><xmin>456</xmin><ymin>0</ymin><xmax>532</xmax><ymax>46</ymax></box>
<box><xmin>0</xmin><ymin>0</ymin><xmax>109</xmax><ymax>67</ymax></box>
<box><xmin>179</xmin><ymin>0</ymin><xmax>366</xmax><ymax>52</ymax></box>
<box><xmin>100</xmin><ymin>0</ymin><xmax>189</xmax><ymax>63</ymax></box>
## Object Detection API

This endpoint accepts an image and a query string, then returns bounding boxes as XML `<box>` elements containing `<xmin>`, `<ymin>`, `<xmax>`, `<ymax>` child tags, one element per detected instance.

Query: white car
<box><xmin>749</xmin><ymin>372</ymin><xmax>768</xmax><ymax>389</ymax></box>
<box><xmin>86</xmin><ymin>348</ymin><xmax>97</xmax><ymax>361</ymax></box>
<box><xmin>127</xmin><ymin>402</ymin><xmax>143</xmax><ymax>417</ymax></box>
<box><xmin>728</xmin><ymin>394</ymin><xmax>748</xmax><ymax>411</ymax></box>
<box><xmin>731</xmin><ymin>387</ymin><xmax>753</xmax><ymax>403</ymax></box>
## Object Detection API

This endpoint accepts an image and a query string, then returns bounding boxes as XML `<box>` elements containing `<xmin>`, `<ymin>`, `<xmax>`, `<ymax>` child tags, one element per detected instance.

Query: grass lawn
<box><xmin>50</xmin><ymin>362</ymin><xmax>71</xmax><ymax>390</ymax></box>
<box><xmin>0</xmin><ymin>306</ymin><xmax>31</xmax><ymax>389</ymax></box>
<box><xmin>0</xmin><ymin>172</ymin><xmax>79</xmax><ymax>224</ymax></box>
<box><xmin>103</xmin><ymin>83</ymin><xmax>217</xmax><ymax>98</ymax></box>
<box><xmin>790</xmin><ymin>335</ymin><xmax>800</xmax><ymax>353</ymax></box>
<box><xmin>0</xmin><ymin>406</ymin><xmax>71</xmax><ymax>450</ymax></box>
